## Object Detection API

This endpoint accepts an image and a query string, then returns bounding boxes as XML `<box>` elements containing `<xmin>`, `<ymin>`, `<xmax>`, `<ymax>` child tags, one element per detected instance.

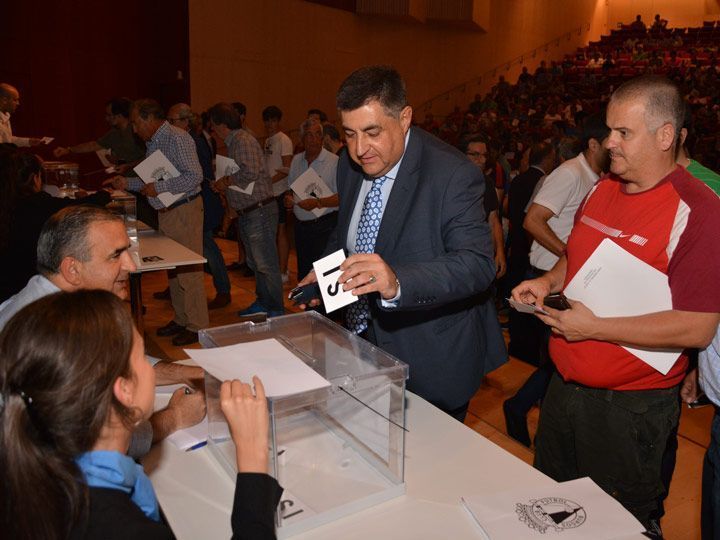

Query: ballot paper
<box><xmin>563</xmin><ymin>238</ymin><xmax>681</xmax><ymax>374</ymax></box>
<box><xmin>508</xmin><ymin>298</ymin><xmax>549</xmax><ymax>316</ymax></box>
<box><xmin>313</xmin><ymin>249</ymin><xmax>358</xmax><ymax>313</ymax></box>
<box><xmin>289</xmin><ymin>167</ymin><xmax>333</xmax><ymax>217</ymax></box>
<box><xmin>215</xmin><ymin>154</ymin><xmax>240</xmax><ymax>179</ymax></box>
<box><xmin>96</xmin><ymin>148</ymin><xmax>112</xmax><ymax>168</ymax></box>
<box><xmin>461</xmin><ymin>477</ymin><xmax>645</xmax><ymax>539</ymax></box>
<box><xmin>133</xmin><ymin>150</ymin><xmax>185</xmax><ymax>208</ymax></box>
<box><xmin>184</xmin><ymin>339</ymin><xmax>331</xmax><ymax>398</ymax></box>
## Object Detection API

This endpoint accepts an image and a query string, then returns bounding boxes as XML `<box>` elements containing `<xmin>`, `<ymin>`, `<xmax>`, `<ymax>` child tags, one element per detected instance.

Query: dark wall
<box><xmin>0</xmin><ymin>0</ymin><xmax>189</xmax><ymax>173</ymax></box>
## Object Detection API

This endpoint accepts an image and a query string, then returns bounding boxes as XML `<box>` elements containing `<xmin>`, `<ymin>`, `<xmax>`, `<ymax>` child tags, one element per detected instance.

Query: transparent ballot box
<box><xmin>200</xmin><ymin>312</ymin><xmax>408</xmax><ymax>538</ymax></box>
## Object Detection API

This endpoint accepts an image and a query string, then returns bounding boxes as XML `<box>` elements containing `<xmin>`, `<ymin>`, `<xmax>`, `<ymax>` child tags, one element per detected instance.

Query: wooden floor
<box><xmin>143</xmin><ymin>236</ymin><xmax>710</xmax><ymax>540</ymax></box>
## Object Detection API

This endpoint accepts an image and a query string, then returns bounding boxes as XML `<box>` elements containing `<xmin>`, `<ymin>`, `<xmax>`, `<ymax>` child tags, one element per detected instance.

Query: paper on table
<box><xmin>313</xmin><ymin>249</ymin><xmax>358</xmax><ymax>313</ymax></box>
<box><xmin>289</xmin><ymin>167</ymin><xmax>333</xmax><ymax>217</ymax></box>
<box><xmin>133</xmin><ymin>149</ymin><xmax>185</xmax><ymax>208</ymax></box>
<box><xmin>184</xmin><ymin>339</ymin><xmax>331</xmax><ymax>397</ymax></box>
<box><xmin>563</xmin><ymin>238</ymin><xmax>681</xmax><ymax>374</ymax></box>
<box><xmin>462</xmin><ymin>477</ymin><xmax>645</xmax><ymax>539</ymax></box>
<box><xmin>153</xmin><ymin>389</ymin><xmax>208</xmax><ymax>451</ymax></box>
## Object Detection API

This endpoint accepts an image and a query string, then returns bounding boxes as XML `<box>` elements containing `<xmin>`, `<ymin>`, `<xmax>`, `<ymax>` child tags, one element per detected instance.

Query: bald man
<box><xmin>0</xmin><ymin>83</ymin><xmax>41</xmax><ymax>146</ymax></box>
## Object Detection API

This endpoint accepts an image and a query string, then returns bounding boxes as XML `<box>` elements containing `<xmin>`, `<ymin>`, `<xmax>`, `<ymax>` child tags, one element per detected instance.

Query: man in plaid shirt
<box><xmin>209</xmin><ymin>102</ymin><xmax>284</xmax><ymax>317</ymax></box>
<box><xmin>108</xmin><ymin>99</ymin><xmax>209</xmax><ymax>345</ymax></box>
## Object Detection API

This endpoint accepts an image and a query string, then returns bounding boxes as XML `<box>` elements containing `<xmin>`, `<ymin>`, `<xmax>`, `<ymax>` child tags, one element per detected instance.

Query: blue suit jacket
<box><xmin>329</xmin><ymin>127</ymin><xmax>507</xmax><ymax>410</ymax></box>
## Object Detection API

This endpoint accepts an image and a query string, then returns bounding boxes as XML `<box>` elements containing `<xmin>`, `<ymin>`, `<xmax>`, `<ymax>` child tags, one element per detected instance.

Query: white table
<box><xmin>144</xmin><ymin>392</ymin><xmax>554</xmax><ymax>539</ymax></box>
<box><xmin>129</xmin><ymin>228</ymin><xmax>206</xmax><ymax>333</ymax></box>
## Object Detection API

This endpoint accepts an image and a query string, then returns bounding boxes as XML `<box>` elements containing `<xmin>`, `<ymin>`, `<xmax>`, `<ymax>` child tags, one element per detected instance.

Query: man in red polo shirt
<box><xmin>512</xmin><ymin>75</ymin><xmax>720</xmax><ymax>537</ymax></box>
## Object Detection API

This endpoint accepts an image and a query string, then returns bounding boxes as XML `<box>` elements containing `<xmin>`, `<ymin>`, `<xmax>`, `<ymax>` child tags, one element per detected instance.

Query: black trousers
<box><xmin>294</xmin><ymin>212</ymin><xmax>338</xmax><ymax>280</ymax></box>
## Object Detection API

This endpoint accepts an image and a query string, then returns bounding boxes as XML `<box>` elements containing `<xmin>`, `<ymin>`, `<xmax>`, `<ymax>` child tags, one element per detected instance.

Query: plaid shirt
<box><xmin>127</xmin><ymin>121</ymin><xmax>202</xmax><ymax>210</ymax></box>
<box><xmin>223</xmin><ymin>129</ymin><xmax>273</xmax><ymax>210</ymax></box>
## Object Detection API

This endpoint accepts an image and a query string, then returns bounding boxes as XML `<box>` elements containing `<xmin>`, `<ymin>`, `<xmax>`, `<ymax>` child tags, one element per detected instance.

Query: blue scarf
<box><xmin>76</xmin><ymin>450</ymin><xmax>160</xmax><ymax>522</ymax></box>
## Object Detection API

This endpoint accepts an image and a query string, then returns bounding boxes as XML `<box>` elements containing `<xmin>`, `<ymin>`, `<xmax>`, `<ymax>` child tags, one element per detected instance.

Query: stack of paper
<box><xmin>462</xmin><ymin>477</ymin><xmax>645</xmax><ymax>539</ymax></box>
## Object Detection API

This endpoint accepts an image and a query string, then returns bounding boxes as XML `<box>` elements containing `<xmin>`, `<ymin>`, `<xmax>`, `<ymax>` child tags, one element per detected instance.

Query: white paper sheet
<box><xmin>289</xmin><ymin>167</ymin><xmax>333</xmax><ymax>217</ymax></box>
<box><xmin>462</xmin><ymin>477</ymin><xmax>645</xmax><ymax>539</ymax></box>
<box><xmin>184</xmin><ymin>339</ymin><xmax>331</xmax><ymax>397</ymax></box>
<box><xmin>508</xmin><ymin>298</ymin><xmax>549</xmax><ymax>315</ymax></box>
<box><xmin>313</xmin><ymin>249</ymin><xmax>358</xmax><ymax>313</ymax></box>
<box><xmin>133</xmin><ymin>149</ymin><xmax>185</xmax><ymax>208</ymax></box>
<box><xmin>563</xmin><ymin>238</ymin><xmax>681</xmax><ymax>374</ymax></box>
<box><xmin>215</xmin><ymin>154</ymin><xmax>240</xmax><ymax>180</ymax></box>
<box><xmin>96</xmin><ymin>148</ymin><xmax>112</xmax><ymax>168</ymax></box>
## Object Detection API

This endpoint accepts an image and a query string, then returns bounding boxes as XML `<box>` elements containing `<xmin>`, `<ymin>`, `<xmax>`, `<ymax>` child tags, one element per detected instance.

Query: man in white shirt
<box><xmin>263</xmin><ymin>105</ymin><xmax>294</xmax><ymax>282</ymax></box>
<box><xmin>0</xmin><ymin>83</ymin><xmax>41</xmax><ymax>147</ymax></box>
<box><xmin>286</xmin><ymin>118</ymin><xmax>339</xmax><ymax>280</ymax></box>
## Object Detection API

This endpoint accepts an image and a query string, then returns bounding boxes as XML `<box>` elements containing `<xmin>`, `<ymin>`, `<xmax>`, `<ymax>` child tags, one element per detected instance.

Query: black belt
<box><xmin>237</xmin><ymin>196</ymin><xmax>276</xmax><ymax>217</ymax></box>
<box><xmin>158</xmin><ymin>192</ymin><xmax>201</xmax><ymax>213</ymax></box>
<box><xmin>296</xmin><ymin>211</ymin><xmax>338</xmax><ymax>225</ymax></box>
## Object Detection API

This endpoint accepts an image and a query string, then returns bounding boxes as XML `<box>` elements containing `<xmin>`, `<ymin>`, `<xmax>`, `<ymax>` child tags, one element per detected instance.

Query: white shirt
<box><xmin>288</xmin><ymin>148</ymin><xmax>339</xmax><ymax>221</ymax></box>
<box><xmin>528</xmin><ymin>152</ymin><xmax>599</xmax><ymax>271</ymax></box>
<box><xmin>0</xmin><ymin>274</ymin><xmax>60</xmax><ymax>330</ymax></box>
<box><xmin>0</xmin><ymin>111</ymin><xmax>30</xmax><ymax>147</ymax></box>
<box><xmin>264</xmin><ymin>131</ymin><xmax>293</xmax><ymax>195</ymax></box>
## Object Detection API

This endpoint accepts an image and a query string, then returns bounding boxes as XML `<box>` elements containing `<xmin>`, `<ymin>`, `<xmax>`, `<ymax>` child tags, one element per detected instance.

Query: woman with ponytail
<box><xmin>0</xmin><ymin>290</ymin><xmax>281</xmax><ymax>539</ymax></box>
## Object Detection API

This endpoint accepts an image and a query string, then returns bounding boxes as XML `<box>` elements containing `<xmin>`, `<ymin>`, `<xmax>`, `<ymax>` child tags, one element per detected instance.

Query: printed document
<box><xmin>133</xmin><ymin>149</ymin><xmax>185</xmax><ymax>208</ymax></box>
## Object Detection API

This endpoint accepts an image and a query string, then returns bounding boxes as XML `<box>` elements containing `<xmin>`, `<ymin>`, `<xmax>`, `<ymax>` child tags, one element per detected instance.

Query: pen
<box><xmin>186</xmin><ymin>441</ymin><xmax>207</xmax><ymax>452</ymax></box>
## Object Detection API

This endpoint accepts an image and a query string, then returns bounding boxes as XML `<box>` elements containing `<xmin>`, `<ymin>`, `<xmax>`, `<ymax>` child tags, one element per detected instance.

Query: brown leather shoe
<box><xmin>172</xmin><ymin>329</ymin><xmax>199</xmax><ymax>346</ymax></box>
<box><xmin>157</xmin><ymin>320</ymin><xmax>185</xmax><ymax>337</ymax></box>
<box><xmin>207</xmin><ymin>292</ymin><xmax>231</xmax><ymax>310</ymax></box>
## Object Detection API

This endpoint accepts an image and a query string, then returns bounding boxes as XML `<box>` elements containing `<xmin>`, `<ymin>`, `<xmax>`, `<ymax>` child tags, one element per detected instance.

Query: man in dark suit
<box><xmin>299</xmin><ymin>65</ymin><xmax>506</xmax><ymax>421</ymax></box>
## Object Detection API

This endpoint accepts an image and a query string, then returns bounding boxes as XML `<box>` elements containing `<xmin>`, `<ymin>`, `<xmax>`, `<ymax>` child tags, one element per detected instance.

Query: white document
<box><xmin>215</xmin><ymin>154</ymin><xmax>240</xmax><ymax>180</ymax></box>
<box><xmin>313</xmin><ymin>249</ymin><xmax>358</xmax><ymax>314</ymax></box>
<box><xmin>184</xmin><ymin>339</ymin><xmax>331</xmax><ymax>398</ymax></box>
<box><xmin>133</xmin><ymin>149</ymin><xmax>185</xmax><ymax>208</ymax></box>
<box><xmin>563</xmin><ymin>238</ymin><xmax>681</xmax><ymax>374</ymax></box>
<box><xmin>41</xmin><ymin>136</ymin><xmax>54</xmax><ymax>145</ymax></box>
<box><xmin>290</xmin><ymin>167</ymin><xmax>333</xmax><ymax>217</ymax></box>
<box><xmin>96</xmin><ymin>148</ymin><xmax>112</xmax><ymax>168</ymax></box>
<box><xmin>462</xmin><ymin>477</ymin><xmax>645</xmax><ymax>539</ymax></box>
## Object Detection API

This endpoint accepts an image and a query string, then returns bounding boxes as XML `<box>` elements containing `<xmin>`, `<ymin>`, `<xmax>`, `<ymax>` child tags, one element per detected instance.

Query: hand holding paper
<box><xmin>133</xmin><ymin>149</ymin><xmax>185</xmax><ymax>208</ymax></box>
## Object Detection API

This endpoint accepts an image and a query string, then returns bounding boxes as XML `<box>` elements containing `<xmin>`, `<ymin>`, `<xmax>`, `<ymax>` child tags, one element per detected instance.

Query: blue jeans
<box><xmin>702</xmin><ymin>409</ymin><xmax>720</xmax><ymax>539</ymax></box>
<box><xmin>237</xmin><ymin>203</ymin><xmax>283</xmax><ymax>312</ymax></box>
<box><xmin>203</xmin><ymin>227</ymin><xmax>230</xmax><ymax>295</ymax></box>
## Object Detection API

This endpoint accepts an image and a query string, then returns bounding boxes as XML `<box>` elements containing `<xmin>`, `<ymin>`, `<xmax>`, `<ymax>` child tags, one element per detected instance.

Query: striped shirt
<box><xmin>127</xmin><ymin>121</ymin><xmax>202</xmax><ymax>210</ymax></box>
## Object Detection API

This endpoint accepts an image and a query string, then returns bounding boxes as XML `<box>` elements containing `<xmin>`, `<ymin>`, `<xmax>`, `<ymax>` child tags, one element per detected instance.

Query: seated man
<box><xmin>0</xmin><ymin>205</ymin><xmax>206</xmax><ymax>456</ymax></box>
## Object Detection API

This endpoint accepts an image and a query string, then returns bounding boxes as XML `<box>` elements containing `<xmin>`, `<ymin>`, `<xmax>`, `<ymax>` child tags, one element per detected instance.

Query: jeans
<box><xmin>702</xmin><ymin>409</ymin><xmax>720</xmax><ymax>539</ymax></box>
<box><xmin>237</xmin><ymin>203</ymin><xmax>283</xmax><ymax>312</ymax></box>
<box><xmin>203</xmin><ymin>227</ymin><xmax>230</xmax><ymax>295</ymax></box>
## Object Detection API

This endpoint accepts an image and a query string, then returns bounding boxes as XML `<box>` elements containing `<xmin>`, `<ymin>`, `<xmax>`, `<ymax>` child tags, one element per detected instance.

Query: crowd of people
<box><xmin>1</xmin><ymin>15</ymin><xmax>720</xmax><ymax>540</ymax></box>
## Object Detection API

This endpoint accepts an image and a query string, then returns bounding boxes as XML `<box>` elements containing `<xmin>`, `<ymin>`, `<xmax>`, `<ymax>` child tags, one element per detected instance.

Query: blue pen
<box><xmin>186</xmin><ymin>441</ymin><xmax>207</xmax><ymax>452</ymax></box>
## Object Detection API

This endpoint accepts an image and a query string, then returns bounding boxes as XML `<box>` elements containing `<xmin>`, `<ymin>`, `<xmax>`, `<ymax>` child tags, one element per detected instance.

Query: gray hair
<box><xmin>37</xmin><ymin>206</ymin><xmax>123</xmax><ymax>276</ymax></box>
<box><xmin>610</xmin><ymin>76</ymin><xmax>684</xmax><ymax>140</ymax></box>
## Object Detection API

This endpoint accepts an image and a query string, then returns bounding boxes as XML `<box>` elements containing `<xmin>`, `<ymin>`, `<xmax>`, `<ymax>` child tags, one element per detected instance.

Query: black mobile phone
<box><xmin>543</xmin><ymin>293</ymin><xmax>572</xmax><ymax>311</ymax></box>
<box><xmin>289</xmin><ymin>282</ymin><xmax>321</xmax><ymax>305</ymax></box>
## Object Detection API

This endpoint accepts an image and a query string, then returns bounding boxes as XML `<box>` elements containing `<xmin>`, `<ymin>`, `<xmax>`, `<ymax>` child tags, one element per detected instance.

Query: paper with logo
<box><xmin>133</xmin><ymin>149</ymin><xmax>184</xmax><ymax>208</ymax></box>
<box><xmin>289</xmin><ymin>166</ymin><xmax>333</xmax><ymax>217</ymax></box>
<box><xmin>184</xmin><ymin>339</ymin><xmax>331</xmax><ymax>398</ymax></box>
<box><xmin>461</xmin><ymin>477</ymin><xmax>645</xmax><ymax>539</ymax></box>
<box><xmin>215</xmin><ymin>154</ymin><xmax>254</xmax><ymax>195</ymax></box>
<box><xmin>563</xmin><ymin>238</ymin><xmax>681</xmax><ymax>374</ymax></box>
<box><xmin>313</xmin><ymin>249</ymin><xmax>358</xmax><ymax>314</ymax></box>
